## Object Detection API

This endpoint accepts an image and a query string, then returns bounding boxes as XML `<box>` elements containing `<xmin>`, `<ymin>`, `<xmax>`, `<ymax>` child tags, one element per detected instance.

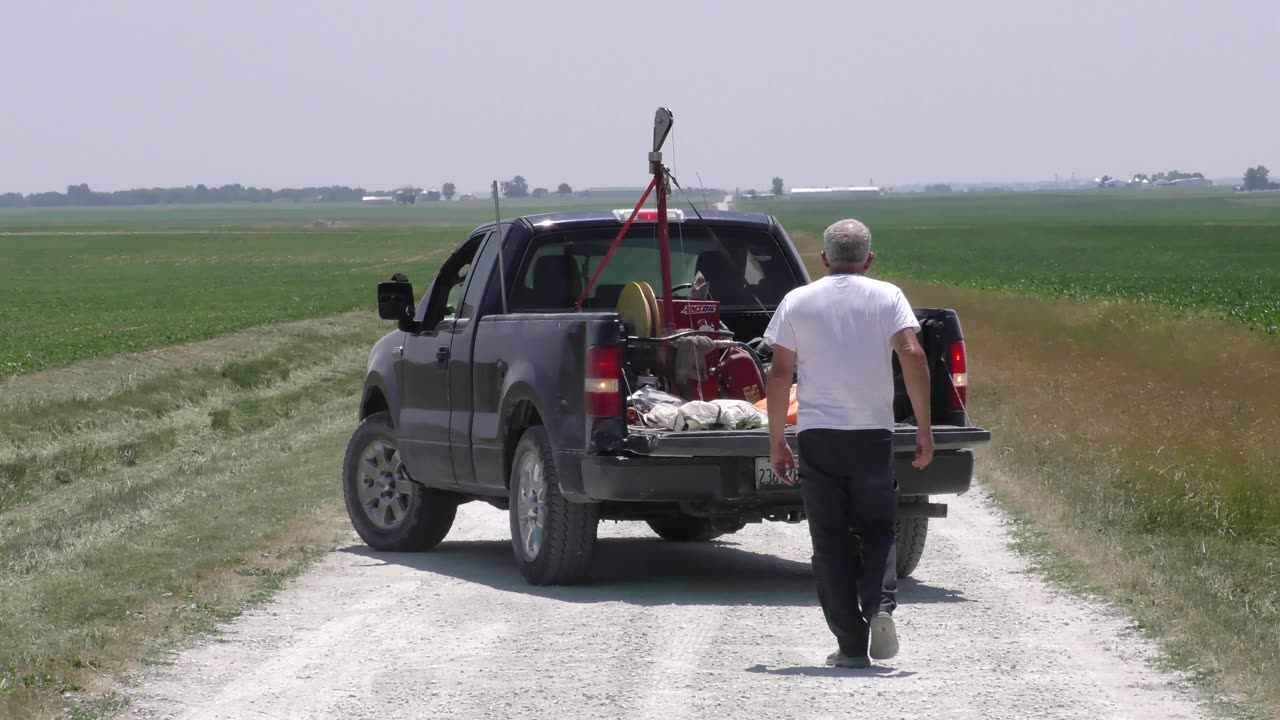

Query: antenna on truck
<box><xmin>492</xmin><ymin>180</ymin><xmax>509</xmax><ymax>315</ymax></box>
<box><xmin>651</xmin><ymin>107</ymin><xmax>676</xmax><ymax>334</ymax></box>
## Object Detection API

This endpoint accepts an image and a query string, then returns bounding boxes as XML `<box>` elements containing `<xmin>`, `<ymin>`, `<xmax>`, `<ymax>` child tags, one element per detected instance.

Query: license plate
<box><xmin>754</xmin><ymin>456</ymin><xmax>798</xmax><ymax>489</ymax></box>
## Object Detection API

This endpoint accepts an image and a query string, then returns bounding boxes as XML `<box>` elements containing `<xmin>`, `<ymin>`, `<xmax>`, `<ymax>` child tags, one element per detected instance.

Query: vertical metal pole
<box><xmin>492</xmin><ymin>180</ymin><xmax>508</xmax><ymax>315</ymax></box>
<box><xmin>655</xmin><ymin>163</ymin><xmax>675</xmax><ymax>333</ymax></box>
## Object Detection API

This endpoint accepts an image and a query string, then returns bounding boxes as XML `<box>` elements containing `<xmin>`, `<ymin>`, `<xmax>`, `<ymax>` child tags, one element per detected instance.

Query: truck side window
<box><xmin>445</xmin><ymin>263</ymin><xmax>471</xmax><ymax>317</ymax></box>
<box><xmin>459</xmin><ymin>230</ymin><xmax>498</xmax><ymax>319</ymax></box>
<box><xmin>418</xmin><ymin>235</ymin><xmax>483</xmax><ymax>331</ymax></box>
<box><xmin>510</xmin><ymin>243</ymin><xmax>583</xmax><ymax>311</ymax></box>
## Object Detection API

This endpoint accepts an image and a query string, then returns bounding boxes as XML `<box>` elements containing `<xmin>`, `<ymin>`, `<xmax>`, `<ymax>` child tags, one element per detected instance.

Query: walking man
<box><xmin>764</xmin><ymin>218</ymin><xmax>935</xmax><ymax>668</ymax></box>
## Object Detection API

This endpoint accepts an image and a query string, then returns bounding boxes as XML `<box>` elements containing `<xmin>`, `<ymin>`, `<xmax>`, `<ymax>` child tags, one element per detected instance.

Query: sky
<box><xmin>2</xmin><ymin>0</ymin><xmax>1276</xmax><ymax>195</ymax></box>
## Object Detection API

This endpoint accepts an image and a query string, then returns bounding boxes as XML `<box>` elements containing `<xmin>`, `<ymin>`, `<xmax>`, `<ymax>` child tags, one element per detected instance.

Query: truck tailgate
<box><xmin>621</xmin><ymin>425</ymin><xmax>991</xmax><ymax>458</ymax></box>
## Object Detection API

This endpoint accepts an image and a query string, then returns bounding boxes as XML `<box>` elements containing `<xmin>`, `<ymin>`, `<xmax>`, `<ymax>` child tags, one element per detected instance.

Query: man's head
<box><xmin>821</xmin><ymin>218</ymin><xmax>874</xmax><ymax>274</ymax></box>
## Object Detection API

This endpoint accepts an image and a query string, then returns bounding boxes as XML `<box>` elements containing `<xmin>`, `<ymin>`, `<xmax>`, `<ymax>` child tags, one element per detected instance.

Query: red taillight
<box><xmin>585</xmin><ymin>345</ymin><xmax>623</xmax><ymax>417</ymax></box>
<box><xmin>947</xmin><ymin>340</ymin><xmax>968</xmax><ymax>412</ymax></box>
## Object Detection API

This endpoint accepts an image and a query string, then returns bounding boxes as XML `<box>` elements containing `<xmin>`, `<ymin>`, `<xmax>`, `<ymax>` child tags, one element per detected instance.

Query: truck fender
<box><xmin>497</xmin><ymin>379</ymin><xmax>555</xmax><ymax>487</ymax></box>
<box><xmin>360</xmin><ymin>331</ymin><xmax>404</xmax><ymax>427</ymax></box>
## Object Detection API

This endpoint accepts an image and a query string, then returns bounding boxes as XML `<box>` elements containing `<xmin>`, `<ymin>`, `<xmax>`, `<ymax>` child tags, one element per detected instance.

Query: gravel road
<box><xmin>119</xmin><ymin>483</ymin><xmax>1209</xmax><ymax>720</ymax></box>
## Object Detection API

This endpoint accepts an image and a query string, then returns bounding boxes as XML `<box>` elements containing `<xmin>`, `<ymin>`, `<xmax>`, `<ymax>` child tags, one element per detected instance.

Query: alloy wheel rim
<box><xmin>516</xmin><ymin>453</ymin><xmax>547</xmax><ymax>559</ymax></box>
<box><xmin>357</xmin><ymin>439</ymin><xmax>414</xmax><ymax>530</ymax></box>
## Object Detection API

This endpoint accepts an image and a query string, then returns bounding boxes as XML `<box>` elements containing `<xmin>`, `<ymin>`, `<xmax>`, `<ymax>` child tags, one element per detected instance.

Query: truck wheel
<box><xmin>343</xmin><ymin>412</ymin><xmax>457</xmax><ymax>552</ymax></box>
<box><xmin>508</xmin><ymin>426</ymin><xmax>599</xmax><ymax>585</ymax></box>
<box><xmin>895</xmin><ymin>498</ymin><xmax>930</xmax><ymax>578</ymax></box>
<box><xmin>647</xmin><ymin>516</ymin><xmax>732</xmax><ymax>542</ymax></box>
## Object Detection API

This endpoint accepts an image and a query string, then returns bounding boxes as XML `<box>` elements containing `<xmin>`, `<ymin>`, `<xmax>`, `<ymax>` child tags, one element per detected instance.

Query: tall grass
<box><xmin>895</xmin><ymin>279</ymin><xmax>1280</xmax><ymax>713</ymax></box>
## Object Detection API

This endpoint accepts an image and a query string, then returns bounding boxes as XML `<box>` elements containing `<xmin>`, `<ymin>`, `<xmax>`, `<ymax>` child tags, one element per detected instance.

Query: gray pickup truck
<box><xmin>344</xmin><ymin>208</ymin><xmax>991</xmax><ymax>585</ymax></box>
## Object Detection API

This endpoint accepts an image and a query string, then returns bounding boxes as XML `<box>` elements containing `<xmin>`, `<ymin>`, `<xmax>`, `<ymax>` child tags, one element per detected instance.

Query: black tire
<box><xmin>343</xmin><ymin>412</ymin><xmax>457</xmax><ymax>552</ymax></box>
<box><xmin>647</xmin><ymin>516</ymin><xmax>733</xmax><ymax>542</ymax></box>
<box><xmin>895</xmin><ymin>498</ymin><xmax>929</xmax><ymax>578</ymax></box>
<box><xmin>508</xmin><ymin>426</ymin><xmax>599</xmax><ymax>585</ymax></box>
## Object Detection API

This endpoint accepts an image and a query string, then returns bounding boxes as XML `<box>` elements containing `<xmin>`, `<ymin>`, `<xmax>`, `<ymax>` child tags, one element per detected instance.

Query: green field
<box><xmin>4</xmin><ymin>191</ymin><xmax>1278</xmax><ymax>377</ymax></box>
<box><xmin>0</xmin><ymin>227</ymin><xmax>458</xmax><ymax>375</ymax></box>
<box><xmin>747</xmin><ymin>191</ymin><xmax>1280</xmax><ymax>331</ymax></box>
<box><xmin>0</xmin><ymin>202</ymin><xmax>586</xmax><ymax>376</ymax></box>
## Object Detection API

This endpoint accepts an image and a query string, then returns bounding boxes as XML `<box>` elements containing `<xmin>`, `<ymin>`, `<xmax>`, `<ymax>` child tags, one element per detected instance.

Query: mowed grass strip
<box><xmin>0</xmin><ymin>326</ymin><xmax>360</xmax><ymax>447</ymax></box>
<box><xmin>0</xmin><ymin>321</ymin><xmax>382</xmax><ymax>516</ymax></box>
<box><xmin>0</xmin><ymin>314</ymin><xmax>388</xmax><ymax>719</ymax></box>
<box><xmin>761</xmin><ymin>191</ymin><xmax>1280</xmax><ymax>331</ymax></box>
<box><xmin>896</xmin><ymin>279</ymin><xmax>1280</xmax><ymax>715</ymax></box>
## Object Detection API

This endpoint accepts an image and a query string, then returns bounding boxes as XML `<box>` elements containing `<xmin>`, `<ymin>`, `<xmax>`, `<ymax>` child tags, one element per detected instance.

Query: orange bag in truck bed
<box><xmin>754</xmin><ymin>385</ymin><xmax>798</xmax><ymax>425</ymax></box>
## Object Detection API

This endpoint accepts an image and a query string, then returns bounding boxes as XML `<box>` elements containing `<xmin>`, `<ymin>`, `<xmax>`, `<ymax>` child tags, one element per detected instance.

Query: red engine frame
<box><xmin>574</xmin><ymin>107</ymin><xmax>766</xmax><ymax>406</ymax></box>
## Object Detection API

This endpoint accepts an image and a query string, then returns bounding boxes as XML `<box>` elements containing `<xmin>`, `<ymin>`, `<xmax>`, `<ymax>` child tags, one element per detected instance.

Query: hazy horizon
<box><xmin>3</xmin><ymin>0</ymin><xmax>1276</xmax><ymax>196</ymax></box>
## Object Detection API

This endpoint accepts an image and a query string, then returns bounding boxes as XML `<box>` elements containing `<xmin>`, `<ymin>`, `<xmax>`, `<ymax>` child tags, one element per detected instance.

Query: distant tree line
<box><xmin>498</xmin><ymin>175</ymin><xmax>572</xmax><ymax>199</ymax></box>
<box><xmin>0</xmin><ymin>178</ymin><xmax>582</xmax><ymax>209</ymax></box>
<box><xmin>0</xmin><ymin>183</ymin><xmax>388</xmax><ymax>208</ymax></box>
<box><xmin>1129</xmin><ymin>170</ymin><xmax>1205</xmax><ymax>183</ymax></box>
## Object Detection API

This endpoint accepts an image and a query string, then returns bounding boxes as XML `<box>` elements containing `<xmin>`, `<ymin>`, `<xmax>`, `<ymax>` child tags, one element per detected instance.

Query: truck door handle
<box><xmin>391</xmin><ymin>346</ymin><xmax>404</xmax><ymax>358</ymax></box>
<box><xmin>436</xmin><ymin>346</ymin><xmax>450</xmax><ymax>363</ymax></box>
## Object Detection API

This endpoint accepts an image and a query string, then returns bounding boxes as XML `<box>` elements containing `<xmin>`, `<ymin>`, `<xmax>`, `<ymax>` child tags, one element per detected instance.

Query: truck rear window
<box><xmin>510</xmin><ymin>225</ymin><xmax>797</xmax><ymax>311</ymax></box>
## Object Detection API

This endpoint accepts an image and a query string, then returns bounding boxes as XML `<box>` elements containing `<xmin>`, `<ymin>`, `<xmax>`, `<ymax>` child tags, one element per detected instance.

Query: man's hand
<box><xmin>913</xmin><ymin>427</ymin><xmax>935</xmax><ymax>469</ymax></box>
<box><xmin>771</xmin><ymin>440</ymin><xmax>797</xmax><ymax>485</ymax></box>
<box><xmin>765</xmin><ymin>343</ymin><xmax>798</xmax><ymax>485</ymax></box>
<box><xmin>892</xmin><ymin>326</ymin><xmax>934</xmax><ymax>470</ymax></box>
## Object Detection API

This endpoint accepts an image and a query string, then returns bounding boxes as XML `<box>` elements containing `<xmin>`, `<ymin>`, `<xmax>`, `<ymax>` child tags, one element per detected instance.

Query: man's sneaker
<box><xmin>868</xmin><ymin>612</ymin><xmax>899</xmax><ymax>660</ymax></box>
<box><xmin>824</xmin><ymin>650</ymin><xmax>871</xmax><ymax>669</ymax></box>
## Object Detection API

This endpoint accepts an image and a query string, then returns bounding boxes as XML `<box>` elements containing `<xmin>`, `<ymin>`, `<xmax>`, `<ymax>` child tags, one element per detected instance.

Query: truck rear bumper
<box><xmin>558</xmin><ymin>448</ymin><xmax>976</xmax><ymax>505</ymax></box>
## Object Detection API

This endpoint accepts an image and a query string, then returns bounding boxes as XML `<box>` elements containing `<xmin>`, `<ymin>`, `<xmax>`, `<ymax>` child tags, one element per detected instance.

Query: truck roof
<box><xmin>472</xmin><ymin>208</ymin><xmax>776</xmax><ymax>234</ymax></box>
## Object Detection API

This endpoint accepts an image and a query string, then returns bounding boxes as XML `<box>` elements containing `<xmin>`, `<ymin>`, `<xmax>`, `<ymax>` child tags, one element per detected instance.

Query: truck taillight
<box><xmin>585</xmin><ymin>345</ymin><xmax>623</xmax><ymax>417</ymax></box>
<box><xmin>948</xmin><ymin>340</ymin><xmax>968</xmax><ymax>412</ymax></box>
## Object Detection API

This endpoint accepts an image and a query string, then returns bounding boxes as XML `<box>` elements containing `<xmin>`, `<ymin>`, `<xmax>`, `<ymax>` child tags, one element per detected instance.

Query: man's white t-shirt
<box><xmin>763</xmin><ymin>273</ymin><xmax>920</xmax><ymax>432</ymax></box>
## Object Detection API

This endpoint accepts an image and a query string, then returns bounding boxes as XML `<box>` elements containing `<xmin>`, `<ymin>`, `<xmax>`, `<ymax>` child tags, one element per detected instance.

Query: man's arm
<box><xmin>891</xmin><ymin>327</ymin><xmax>934</xmax><ymax>469</ymax></box>
<box><xmin>766</xmin><ymin>344</ymin><xmax>797</xmax><ymax>482</ymax></box>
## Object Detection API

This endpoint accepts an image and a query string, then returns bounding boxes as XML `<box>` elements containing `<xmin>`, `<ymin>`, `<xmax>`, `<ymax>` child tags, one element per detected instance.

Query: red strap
<box><xmin>576</xmin><ymin>176</ymin><xmax>658</xmax><ymax>308</ymax></box>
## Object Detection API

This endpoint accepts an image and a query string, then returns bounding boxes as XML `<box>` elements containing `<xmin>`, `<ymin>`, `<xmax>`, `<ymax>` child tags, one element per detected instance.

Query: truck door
<box><xmin>398</xmin><ymin>234</ymin><xmax>484</xmax><ymax>487</ymax></box>
<box><xmin>444</xmin><ymin>228</ymin><xmax>501</xmax><ymax>491</ymax></box>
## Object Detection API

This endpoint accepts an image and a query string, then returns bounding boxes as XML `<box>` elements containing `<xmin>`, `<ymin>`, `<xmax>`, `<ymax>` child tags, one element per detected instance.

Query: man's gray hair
<box><xmin>823</xmin><ymin>218</ymin><xmax>872</xmax><ymax>264</ymax></box>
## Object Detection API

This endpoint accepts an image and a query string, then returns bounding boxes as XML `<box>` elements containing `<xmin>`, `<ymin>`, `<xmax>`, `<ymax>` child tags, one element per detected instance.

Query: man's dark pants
<box><xmin>797</xmin><ymin>428</ymin><xmax>898</xmax><ymax>658</ymax></box>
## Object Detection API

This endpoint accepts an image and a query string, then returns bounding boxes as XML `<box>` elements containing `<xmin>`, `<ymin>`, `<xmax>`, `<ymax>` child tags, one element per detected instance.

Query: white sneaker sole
<box><xmin>869</xmin><ymin>614</ymin><xmax>899</xmax><ymax>660</ymax></box>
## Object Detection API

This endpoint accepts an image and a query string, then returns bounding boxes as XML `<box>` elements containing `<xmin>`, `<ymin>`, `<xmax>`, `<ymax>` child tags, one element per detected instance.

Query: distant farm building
<box><xmin>1166</xmin><ymin>177</ymin><xmax>1214</xmax><ymax>188</ymax></box>
<box><xmin>790</xmin><ymin>186</ymin><xmax>884</xmax><ymax>199</ymax></box>
<box><xmin>361</xmin><ymin>196</ymin><xmax>395</xmax><ymax>206</ymax></box>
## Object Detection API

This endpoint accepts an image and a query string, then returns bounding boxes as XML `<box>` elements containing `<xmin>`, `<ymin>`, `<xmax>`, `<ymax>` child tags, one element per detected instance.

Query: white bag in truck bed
<box><xmin>677</xmin><ymin>399</ymin><xmax>766</xmax><ymax>431</ymax></box>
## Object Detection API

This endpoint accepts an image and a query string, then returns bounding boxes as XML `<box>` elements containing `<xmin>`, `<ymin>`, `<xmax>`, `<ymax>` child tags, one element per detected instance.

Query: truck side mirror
<box><xmin>377</xmin><ymin>281</ymin><xmax>415</xmax><ymax>322</ymax></box>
